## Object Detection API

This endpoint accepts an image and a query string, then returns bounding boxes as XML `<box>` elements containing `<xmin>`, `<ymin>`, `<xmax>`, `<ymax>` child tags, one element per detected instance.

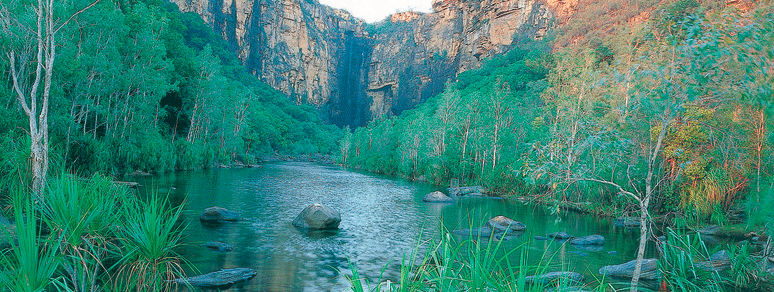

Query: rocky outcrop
<box><xmin>292</xmin><ymin>203</ymin><xmax>341</xmax><ymax>230</ymax></box>
<box><xmin>169</xmin><ymin>0</ymin><xmax>560</xmax><ymax>127</ymax></box>
<box><xmin>172</xmin><ymin>268</ymin><xmax>257</xmax><ymax>289</ymax></box>
<box><xmin>366</xmin><ymin>0</ymin><xmax>554</xmax><ymax>120</ymax></box>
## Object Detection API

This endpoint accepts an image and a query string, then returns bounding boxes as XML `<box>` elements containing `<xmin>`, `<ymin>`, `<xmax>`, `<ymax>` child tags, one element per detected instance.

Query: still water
<box><xmin>134</xmin><ymin>162</ymin><xmax>650</xmax><ymax>291</ymax></box>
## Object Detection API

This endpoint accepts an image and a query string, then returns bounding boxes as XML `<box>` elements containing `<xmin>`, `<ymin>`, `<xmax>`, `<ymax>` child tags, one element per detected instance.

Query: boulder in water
<box><xmin>172</xmin><ymin>268</ymin><xmax>256</xmax><ymax>289</ymax></box>
<box><xmin>547</xmin><ymin>232</ymin><xmax>573</xmax><ymax>240</ymax></box>
<box><xmin>200</xmin><ymin>207</ymin><xmax>240</xmax><ymax>223</ymax></box>
<box><xmin>569</xmin><ymin>235</ymin><xmax>604</xmax><ymax>246</ymax></box>
<box><xmin>292</xmin><ymin>203</ymin><xmax>341</xmax><ymax>230</ymax></box>
<box><xmin>485</xmin><ymin>215</ymin><xmax>526</xmax><ymax>233</ymax></box>
<box><xmin>422</xmin><ymin>191</ymin><xmax>454</xmax><ymax>203</ymax></box>
<box><xmin>599</xmin><ymin>259</ymin><xmax>660</xmax><ymax>280</ymax></box>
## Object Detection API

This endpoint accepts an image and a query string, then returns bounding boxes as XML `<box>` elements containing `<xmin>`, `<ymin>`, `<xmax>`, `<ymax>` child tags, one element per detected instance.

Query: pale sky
<box><xmin>318</xmin><ymin>0</ymin><xmax>433</xmax><ymax>23</ymax></box>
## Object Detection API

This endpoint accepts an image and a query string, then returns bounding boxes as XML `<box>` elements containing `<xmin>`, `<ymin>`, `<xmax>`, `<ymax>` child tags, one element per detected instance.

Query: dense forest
<box><xmin>341</xmin><ymin>3</ymin><xmax>774</xmax><ymax>288</ymax></box>
<box><xmin>0</xmin><ymin>0</ymin><xmax>342</xmax><ymax>290</ymax></box>
<box><xmin>342</xmin><ymin>0</ymin><xmax>774</xmax><ymax>226</ymax></box>
<box><xmin>1</xmin><ymin>0</ymin><xmax>342</xmax><ymax>180</ymax></box>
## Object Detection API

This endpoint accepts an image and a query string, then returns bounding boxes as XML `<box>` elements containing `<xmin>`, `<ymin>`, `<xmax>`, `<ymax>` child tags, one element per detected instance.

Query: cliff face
<box><xmin>170</xmin><ymin>0</ymin><xmax>559</xmax><ymax>127</ymax></box>
<box><xmin>367</xmin><ymin>0</ymin><xmax>555</xmax><ymax>119</ymax></box>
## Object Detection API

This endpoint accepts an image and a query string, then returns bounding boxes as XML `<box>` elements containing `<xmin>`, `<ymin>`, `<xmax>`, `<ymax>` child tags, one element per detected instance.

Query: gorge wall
<box><xmin>170</xmin><ymin>0</ymin><xmax>563</xmax><ymax>127</ymax></box>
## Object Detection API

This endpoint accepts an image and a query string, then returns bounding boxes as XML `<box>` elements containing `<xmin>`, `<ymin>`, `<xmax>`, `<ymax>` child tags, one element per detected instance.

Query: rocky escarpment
<box><xmin>367</xmin><ymin>0</ymin><xmax>555</xmax><ymax>119</ymax></box>
<box><xmin>170</xmin><ymin>0</ymin><xmax>564</xmax><ymax>126</ymax></box>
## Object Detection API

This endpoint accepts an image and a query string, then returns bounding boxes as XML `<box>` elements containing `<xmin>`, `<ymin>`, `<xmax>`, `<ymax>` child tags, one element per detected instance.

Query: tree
<box><xmin>2</xmin><ymin>0</ymin><xmax>100</xmax><ymax>196</ymax></box>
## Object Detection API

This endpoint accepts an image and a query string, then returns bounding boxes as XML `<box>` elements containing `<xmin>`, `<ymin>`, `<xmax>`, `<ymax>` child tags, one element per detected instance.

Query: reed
<box><xmin>344</xmin><ymin>220</ymin><xmax>589</xmax><ymax>292</ymax></box>
<box><xmin>114</xmin><ymin>194</ymin><xmax>188</xmax><ymax>292</ymax></box>
<box><xmin>0</xmin><ymin>191</ymin><xmax>62</xmax><ymax>292</ymax></box>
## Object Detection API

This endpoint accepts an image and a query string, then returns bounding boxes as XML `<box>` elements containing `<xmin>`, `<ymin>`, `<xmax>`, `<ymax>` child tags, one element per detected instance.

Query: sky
<box><xmin>317</xmin><ymin>0</ymin><xmax>433</xmax><ymax>23</ymax></box>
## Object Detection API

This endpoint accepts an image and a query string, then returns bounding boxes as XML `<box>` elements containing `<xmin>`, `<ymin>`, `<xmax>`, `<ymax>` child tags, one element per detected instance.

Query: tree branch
<box><xmin>579</xmin><ymin>177</ymin><xmax>642</xmax><ymax>203</ymax></box>
<box><xmin>54</xmin><ymin>0</ymin><xmax>102</xmax><ymax>34</ymax></box>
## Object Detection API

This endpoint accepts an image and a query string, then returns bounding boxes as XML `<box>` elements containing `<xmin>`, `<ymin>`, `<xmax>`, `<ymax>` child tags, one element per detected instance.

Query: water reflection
<box><xmin>135</xmin><ymin>162</ymin><xmax>654</xmax><ymax>291</ymax></box>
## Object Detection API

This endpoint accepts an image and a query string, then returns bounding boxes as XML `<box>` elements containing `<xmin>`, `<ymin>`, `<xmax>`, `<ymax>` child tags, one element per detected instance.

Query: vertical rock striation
<box><xmin>170</xmin><ymin>0</ymin><xmax>564</xmax><ymax>127</ymax></box>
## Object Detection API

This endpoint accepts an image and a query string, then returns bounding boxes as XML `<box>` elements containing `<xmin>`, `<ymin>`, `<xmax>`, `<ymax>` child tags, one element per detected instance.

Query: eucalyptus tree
<box><xmin>1</xmin><ymin>0</ymin><xmax>101</xmax><ymax>196</ymax></box>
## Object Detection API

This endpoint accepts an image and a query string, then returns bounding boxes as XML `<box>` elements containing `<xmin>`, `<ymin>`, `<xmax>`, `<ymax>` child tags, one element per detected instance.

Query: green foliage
<box><xmin>660</xmin><ymin>229</ymin><xmax>725</xmax><ymax>291</ymax></box>
<box><xmin>0</xmin><ymin>192</ymin><xmax>62</xmax><ymax>292</ymax></box>
<box><xmin>342</xmin><ymin>42</ymin><xmax>551</xmax><ymax>192</ymax></box>
<box><xmin>0</xmin><ymin>0</ymin><xmax>342</xmax><ymax>177</ymax></box>
<box><xmin>344</xmin><ymin>221</ymin><xmax>596</xmax><ymax>292</ymax></box>
<box><xmin>114</xmin><ymin>194</ymin><xmax>187</xmax><ymax>292</ymax></box>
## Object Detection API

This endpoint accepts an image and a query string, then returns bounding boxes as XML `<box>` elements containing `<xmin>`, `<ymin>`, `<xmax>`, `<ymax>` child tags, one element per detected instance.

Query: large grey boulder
<box><xmin>422</xmin><ymin>191</ymin><xmax>454</xmax><ymax>202</ymax></box>
<box><xmin>199</xmin><ymin>207</ymin><xmax>240</xmax><ymax>223</ymax></box>
<box><xmin>172</xmin><ymin>268</ymin><xmax>256</xmax><ymax>289</ymax></box>
<box><xmin>292</xmin><ymin>203</ymin><xmax>341</xmax><ymax>230</ymax></box>
<box><xmin>485</xmin><ymin>215</ymin><xmax>526</xmax><ymax>233</ymax></box>
<box><xmin>524</xmin><ymin>271</ymin><xmax>584</xmax><ymax>285</ymax></box>
<box><xmin>569</xmin><ymin>235</ymin><xmax>604</xmax><ymax>246</ymax></box>
<box><xmin>599</xmin><ymin>259</ymin><xmax>660</xmax><ymax>280</ymax></box>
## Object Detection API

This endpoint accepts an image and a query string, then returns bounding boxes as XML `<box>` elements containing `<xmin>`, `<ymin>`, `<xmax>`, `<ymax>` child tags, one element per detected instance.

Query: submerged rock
<box><xmin>292</xmin><ymin>203</ymin><xmax>341</xmax><ymax>230</ymax></box>
<box><xmin>599</xmin><ymin>259</ymin><xmax>660</xmax><ymax>280</ymax></box>
<box><xmin>453</xmin><ymin>227</ymin><xmax>494</xmax><ymax>238</ymax></box>
<box><xmin>547</xmin><ymin>232</ymin><xmax>573</xmax><ymax>240</ymax></box>
<box><xmin>200</xmin><ymin>207</ymin><xmax>241</xmax><ymax>223</ymax></box>
<box><xmin>422</xmin><ymin>191</ymin><xmax>454</xmax><ymax>203</ymax></box>
<box><xmin>535</xmin><ymin>236</ymin><xmax>548</xmax><ymax>241</ymax></box>
<box><xmin>569</xmin><ymin>235</ymin><xmax>604</xmax><ymax>246</ymax></box>
<box><xmin>203</xmin><ymin>241</ymin><xmax>234</xmax><ymax>252</ymax></box>
<box><xmin>523</xmin><ymin>271</ymin><xmax>584</xmax><ymax>285</ymax></box>
<box><xmin>172</xmin><ymin>268</ymin><xmax>256</xmax><ymax>289</ymax></box>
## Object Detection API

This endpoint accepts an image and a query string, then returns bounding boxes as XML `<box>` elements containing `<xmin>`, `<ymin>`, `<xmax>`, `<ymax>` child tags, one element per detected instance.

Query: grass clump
<box><xmin>344</xmin><ymin>222</ymin><xmax>594</xmax><ymax>292</ymax></box>
<box><xmin>0</xmin><ymin>174</ymin><xmax>189</xmax><ymax>292</ymax></box>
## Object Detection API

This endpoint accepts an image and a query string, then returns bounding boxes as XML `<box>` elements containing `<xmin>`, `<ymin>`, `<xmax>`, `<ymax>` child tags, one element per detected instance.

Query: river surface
<box><xmin>134</xmin><ymin>162</ymin><xmax>655</xmax><ymax>291</ymax></box>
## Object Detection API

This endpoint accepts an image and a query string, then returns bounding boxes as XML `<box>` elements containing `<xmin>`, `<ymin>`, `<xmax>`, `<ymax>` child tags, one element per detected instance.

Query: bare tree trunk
<box><xmin>631</xmin><ymin>116</ymin><xmax>668</xmax><ymax>291</ymax></box>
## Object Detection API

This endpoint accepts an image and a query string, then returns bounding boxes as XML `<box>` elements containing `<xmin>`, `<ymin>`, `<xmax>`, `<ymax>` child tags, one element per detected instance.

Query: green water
<box><xmin>134</xmin><ymin>162</ymin><xmax>654</xmax><ymax>291</ymax></box>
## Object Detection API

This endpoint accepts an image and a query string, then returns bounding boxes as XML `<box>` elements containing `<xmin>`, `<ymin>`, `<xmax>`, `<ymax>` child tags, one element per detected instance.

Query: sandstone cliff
<box><xmin>170</xmin><ymin>0</ymin><xmax>561</xmax><ymax>126</ymax></box>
